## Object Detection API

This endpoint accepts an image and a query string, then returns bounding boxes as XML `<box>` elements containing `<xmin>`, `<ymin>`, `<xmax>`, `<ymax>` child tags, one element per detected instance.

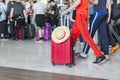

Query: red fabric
<box><xmin>71</xmin><ymin>14</ymin><xmax>103</xmax><ymax>57</ymax></box>
<box><xmin>76</xmin><ymin>0</ymin><xmax>89</xmax><ymax>15</ymax></box>
<box><xmin>51</xmin><ymin>35</ymin><xmax>73</xmax><ymax>64</ymax></box>
<box><xmin>18</xmin><ymin>26</ymin><xmax>22</xmax><ymax>39</ymax></box>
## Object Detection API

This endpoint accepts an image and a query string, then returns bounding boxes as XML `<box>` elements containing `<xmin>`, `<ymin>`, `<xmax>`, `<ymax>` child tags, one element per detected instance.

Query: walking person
<box><xmin>62</xmin><ymin>0</ymin><xmax>107</xmax><ymax>64</ymax></box>
<box><xmin>75</xmin><ymin>0</ymin><xmax>111</xmax><ymax>60</ymax></box>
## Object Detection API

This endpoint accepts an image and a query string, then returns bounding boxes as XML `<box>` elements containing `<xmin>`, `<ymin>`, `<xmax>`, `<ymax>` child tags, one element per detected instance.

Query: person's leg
<box><xmin>99</xmin><ymin>21</ymin><xmax>109</xmax><ymax>59</ymax></box>
<box><xmin>41</xmin><ymin>27</ymin><xmax>44</xmax><ymax>39</ymax></box>
<box><xmin>107</xmin><ymin>23</ymin><xmax>119</xmax><ymax>54</ymax></box>
<box><xmin>0</xmin><ymin>20</ymin><xmax>6</xmax><ymax>38</ymax></box>
<box><xmin>107</xmin><ymin>23</ymin><xmax>116</xmax><ymax>47</ymax></box>
<box><xmin>76</xmin><ymin>14</ymin><xmax>107</xmax><ymax>63</ymax></box>
<box><xmin>0</xmin><ymin>21</ymin><xmax>2</xmax><ymax>38</ymax></box>
<box><xmin>72</xmin><ymin>14</ymin><xmax>106</xmax><ymax>63</ymax></box>
<box><xmin>82</xmin><ymin>12</ymin><xmax>107</xmax><ymax>56</ymax></box>
<box><xmin>14</xmin><ymin>20</ymin><xmax>18</xmax><ymax>40</ymax></box>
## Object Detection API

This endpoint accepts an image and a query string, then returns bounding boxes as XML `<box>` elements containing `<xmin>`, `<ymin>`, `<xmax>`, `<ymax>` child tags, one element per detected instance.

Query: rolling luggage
<box><xmin>51</xmin><ymin>15</ymin><xmax>75</xmax><ymax>68</ymax></box>
<box><xmin>35</xmin><ymin>29</ymin><xmax>41</xmax><ymax>41</ymax></box>
<box><xmin>43</xmin><ymin>22</ymin><xmax>51</xmax><ymax>40</ymax></box>
<box><xmin>17</xmin><ymin>26</ymin><xmax>23</xmax><ymax>39</ymax></box>
<box><xmin>51</xmin><ymin>35</ymin><xmax>74</xmax><ymax>67</ymax></box>
<box><xmin>25</xmin><ymin>24</ymin><xmax>35</xmax><ymax>39</ymax></box>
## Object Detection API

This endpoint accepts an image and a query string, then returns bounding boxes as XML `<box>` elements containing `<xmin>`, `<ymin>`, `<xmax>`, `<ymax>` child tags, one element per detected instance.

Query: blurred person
<box><xmin>48</xmin><ymin>0</ymin><xmax>59</xmax><ymax>31</ymax></box>
<box><xmin>7</xmin><ymin>0</ymin><xmax>15</xmax><ymax>17</ymax></box>
<box><xmin>76</xmin><ymin>0</ymin><xmax>111</xmax><ymax>61</ymax></box>
<box><xmin>62</xmin><ymin>0</ymin><xmax>107</xmax><ymax>64</ymax></box>
<box><xmin>33</xmin><ymin>0</ymin><xmax>47</xmax><ymax>40</ymax></box>
<box><xmin>10</xmin><ymin>0</ymin><xmax>27</xmax><ymax>40</ymax></box>
<box><xmin>109</xmin><ymin>0</ymin><xmax>120</xmax><ymax>54</ymax></box>
<box><xmin>6</xmin><ymin>0</ymin><xmax>15</xmax><ymax>39</ymax></box>
<box><xmin>0</xmin><ymin>0</ymin><xmax>6</xmax><ymax>39</ymax></box>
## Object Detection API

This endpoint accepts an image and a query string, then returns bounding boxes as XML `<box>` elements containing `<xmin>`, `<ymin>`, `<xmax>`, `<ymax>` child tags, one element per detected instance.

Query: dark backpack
<box><xmin>111</xmin><ymin>3</ymin><xmax>120</xmax><ymax>20</ymax></box>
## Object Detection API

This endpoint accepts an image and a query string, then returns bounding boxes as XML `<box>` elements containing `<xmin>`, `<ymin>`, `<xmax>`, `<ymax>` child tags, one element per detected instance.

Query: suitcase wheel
<box><xmin>66</xmin><ymin>63</ymin><xmax>72</xmax><ymax>68</ymax></box>
<box><xmin>52</xmin><ymin>61</ymin><xmax>56</xmax><ymax>66</ymax></box>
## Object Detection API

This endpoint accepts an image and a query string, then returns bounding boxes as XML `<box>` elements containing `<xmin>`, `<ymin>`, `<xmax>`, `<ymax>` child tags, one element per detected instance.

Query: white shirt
<box><xmin>33</xmin><ymin>1</ymin><xmax>47</xmax><ymax>15</ymax></box>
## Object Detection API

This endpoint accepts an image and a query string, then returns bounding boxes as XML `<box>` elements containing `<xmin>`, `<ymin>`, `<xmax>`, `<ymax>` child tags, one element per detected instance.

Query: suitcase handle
<box><xmin>60</xmin><ymin>14</ymin><xmax>70</xmax><ymax>28</ymax></box>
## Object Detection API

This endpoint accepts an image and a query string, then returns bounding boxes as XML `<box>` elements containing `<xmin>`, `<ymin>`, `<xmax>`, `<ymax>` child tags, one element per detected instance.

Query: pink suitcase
<box><xmin>51</xmin><ymin>14</ymin><xmax>75</xmax><ymax>67</ymax></box>
<box><xmin>51</xmin><ymin>35</ymin><xmax>75</xmax><ymax>67</ymax></box>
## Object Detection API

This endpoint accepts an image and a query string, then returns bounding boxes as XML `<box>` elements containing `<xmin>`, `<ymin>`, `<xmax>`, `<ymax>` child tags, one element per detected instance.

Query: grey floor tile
<box><xmin>0</xmin><ymin>39</ymin><xmax>120</xmax><ymax>80</ymax></box>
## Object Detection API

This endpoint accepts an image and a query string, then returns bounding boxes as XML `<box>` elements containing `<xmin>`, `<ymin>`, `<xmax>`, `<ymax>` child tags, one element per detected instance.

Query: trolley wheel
<box><xmin>73</xmin><ymin>63</ymin><xmax>76</xmax><ymax>65</ymax></box>
<box><xmin>52</xmin><ymin>62</ymin><xmax>56</xmax><ymax>66</ymax></box>
<box><xmin>66</xmin><ymin>63</ymin><xmax>72</xmax><ymax>68</ymax></box>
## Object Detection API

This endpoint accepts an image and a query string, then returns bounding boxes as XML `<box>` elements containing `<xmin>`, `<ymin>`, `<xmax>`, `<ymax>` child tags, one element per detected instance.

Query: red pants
<box><xmin>71</xmin><ymin>14</ymin><xmax>103</xmax><ymax>57</ymax></box>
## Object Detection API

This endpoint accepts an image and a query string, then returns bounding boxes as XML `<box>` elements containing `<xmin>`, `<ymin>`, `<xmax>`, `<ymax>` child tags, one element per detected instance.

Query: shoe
<box><xmin>105</xmin><ymin>55</ymin><xmax>110</xmax><ymax>61</ymax></box>
<box><xmin>110</xmin><ymin>45</ymin><xmax>119</xmax><ymax>54</ymax></box>
<box><xmin>13</xmin><ymin>37</ymin><xmax>18</xmax><ymax>41</ymax></box>
<box><xmin>93</xmin><ymin>56</ymin><xmax>106</xmax><ymax>64</ymax></box>
<box><xmin>15</xmin><ymin>38</ymin><xmax>18</xmax><ymax>41</ymax></box>
<box><xmin>36</xmin><ymin>37</ymin><xmax>43</xmax><ymax>41</ymax></box>
<box><xmin>22</xmin><ymin>37</ymin><xmax>25</xmax><ymax>40</ymax></box>
<box><xmin>75</xmin><ymin>53</ymin><xmax>87</xmax><ymax>59</ymax></box>
<box><xmin>40</xmin><ymin>37</ymin><xmax>43</xmax><ymax>40</ymax></box>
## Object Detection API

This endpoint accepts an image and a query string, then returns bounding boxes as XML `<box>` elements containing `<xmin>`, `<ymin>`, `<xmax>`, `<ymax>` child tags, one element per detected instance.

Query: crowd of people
<box><xmin>0</xmin><ymin>0</ymin><xmax>60</xmax><ymax>40</ymax></box>
<box><xmin>0</xmin><ymin>0</ymin><xmax>120</xmax><ymax>64</ymax></box>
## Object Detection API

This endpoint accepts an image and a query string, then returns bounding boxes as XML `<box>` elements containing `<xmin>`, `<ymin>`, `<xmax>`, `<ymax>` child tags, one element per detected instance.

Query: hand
<box><xmin>107</xmin><ymin>17</ymin><xmax>110</xmax><ymax>23</ymax></box>
<box><xmin>61</xmin><ymin>10</ymin><xmax>68</xmax><ymax>16</ymax></box>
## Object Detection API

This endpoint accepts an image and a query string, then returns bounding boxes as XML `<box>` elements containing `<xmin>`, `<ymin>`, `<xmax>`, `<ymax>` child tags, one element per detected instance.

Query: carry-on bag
<box><xmin>51</xmin><ymin>14</ymin><xmax>75</xmax><ymax>68</ymax></box>
<box><xmin>25</xmin><ymin>24</ymin><xmax>35</xmax><ymax>39</ymax></box>
<box><xmin>17</xmin><ymin>26</ymin><xmax>23</xmax><ymax>39</ymax></box>
<box><xmin>35</xmin><ymin>28</ymin><xmax>41</xmax><ymax>41</ymax></box>
<box><xmin>43</xmin><ymin>22</ymin><xmax>51</xmax><ymax>40</ymax></box>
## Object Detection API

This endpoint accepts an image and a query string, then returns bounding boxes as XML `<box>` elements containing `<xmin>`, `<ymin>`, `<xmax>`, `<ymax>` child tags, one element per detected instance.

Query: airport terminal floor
<box><xmin>0</xmin><ymin>39</ymin><xmax>120</xmax><ymax>80</ymax></box>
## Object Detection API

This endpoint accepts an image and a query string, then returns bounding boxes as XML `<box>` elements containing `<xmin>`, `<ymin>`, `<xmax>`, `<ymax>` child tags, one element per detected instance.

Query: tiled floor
<box><xmin>0</xmin><ymin>39</ymin><xmax>120</xmax><ymax>80</ymax></box>
<box><xmin>0</xmin><ymin>67</ymin><xmax>107</xmax><ymax>80</ymax></box>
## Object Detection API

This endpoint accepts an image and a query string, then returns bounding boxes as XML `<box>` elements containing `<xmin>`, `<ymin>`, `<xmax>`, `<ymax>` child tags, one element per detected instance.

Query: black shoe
<box><xmin>13</xmin><ymin>37</ymin><xmax>18</xmax><ymax>41</ymax></box>
<box><xmin>93</xmin><ymin>56</ymin><xmax>106</xmax><ymax>64</ymax></box>
<box><xmin>22</xmin><ymin>37</ymin><xmax>25</xmax><ymax>40</ymax></box>
<box><xmin>13</xmin><ymin>37</ymin><xmax>16</xmax><ymax>40</ymax></box>
<box><xmin>36</xmin><ymin>37</ymin><xmax>43</xmax><ymax>41</ymax></box>
<box><xmin>40</xmin><ymin>37</ymin><xmax>43</xmax><ymax>40</ymax></box>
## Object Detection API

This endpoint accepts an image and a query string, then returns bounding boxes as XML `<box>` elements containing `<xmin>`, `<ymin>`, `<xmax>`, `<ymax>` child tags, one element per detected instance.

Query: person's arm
<box><xmin>61</xmin><ymin>0</ymin><xmax>81</xmax><ymax>15</ymax></box>
<box><xmin>23</xmin><ymin>9</ymin><xmax>28</xmax><ymax>23</ymax></box>
<box><xmin>107</xmin><ymin>0</ymin><xmax>111</xmax><ymax>23</ymax></box>
<box><xmin>89</xmin><ymin>0</ymin><xmax>98</xmax><ymax>5</ymax></box>
<box><xmin>33</xmin><ymin>5</ymin><xmax>36</xmax><ymax>20</ymax></box>
<box><xmin>9</xmin><ymin>8</ymin><xmax>14</xmax><ymax>21</ymax></box>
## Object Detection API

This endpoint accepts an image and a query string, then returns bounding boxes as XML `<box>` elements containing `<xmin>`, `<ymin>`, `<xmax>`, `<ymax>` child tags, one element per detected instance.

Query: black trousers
<box><xmin>0</xmin><ymin>20</ymin><xmax>6</xmax><ymax>37</ymax></box>
<box><xmin>10</xmin><ymin>18</ymin><xmax>25</xmax><ymax>39</ymax></box>
<box><xmin>108</xmin><ymin>20</ymin><xmax>120</xmax><ymax>45</ymax></box>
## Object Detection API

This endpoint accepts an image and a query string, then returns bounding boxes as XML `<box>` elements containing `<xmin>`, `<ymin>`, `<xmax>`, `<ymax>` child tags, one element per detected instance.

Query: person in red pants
<box><xmin>61</xmin><ymin>0</ymin><xmax>107</xmax><ymax>64</ymax></box>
